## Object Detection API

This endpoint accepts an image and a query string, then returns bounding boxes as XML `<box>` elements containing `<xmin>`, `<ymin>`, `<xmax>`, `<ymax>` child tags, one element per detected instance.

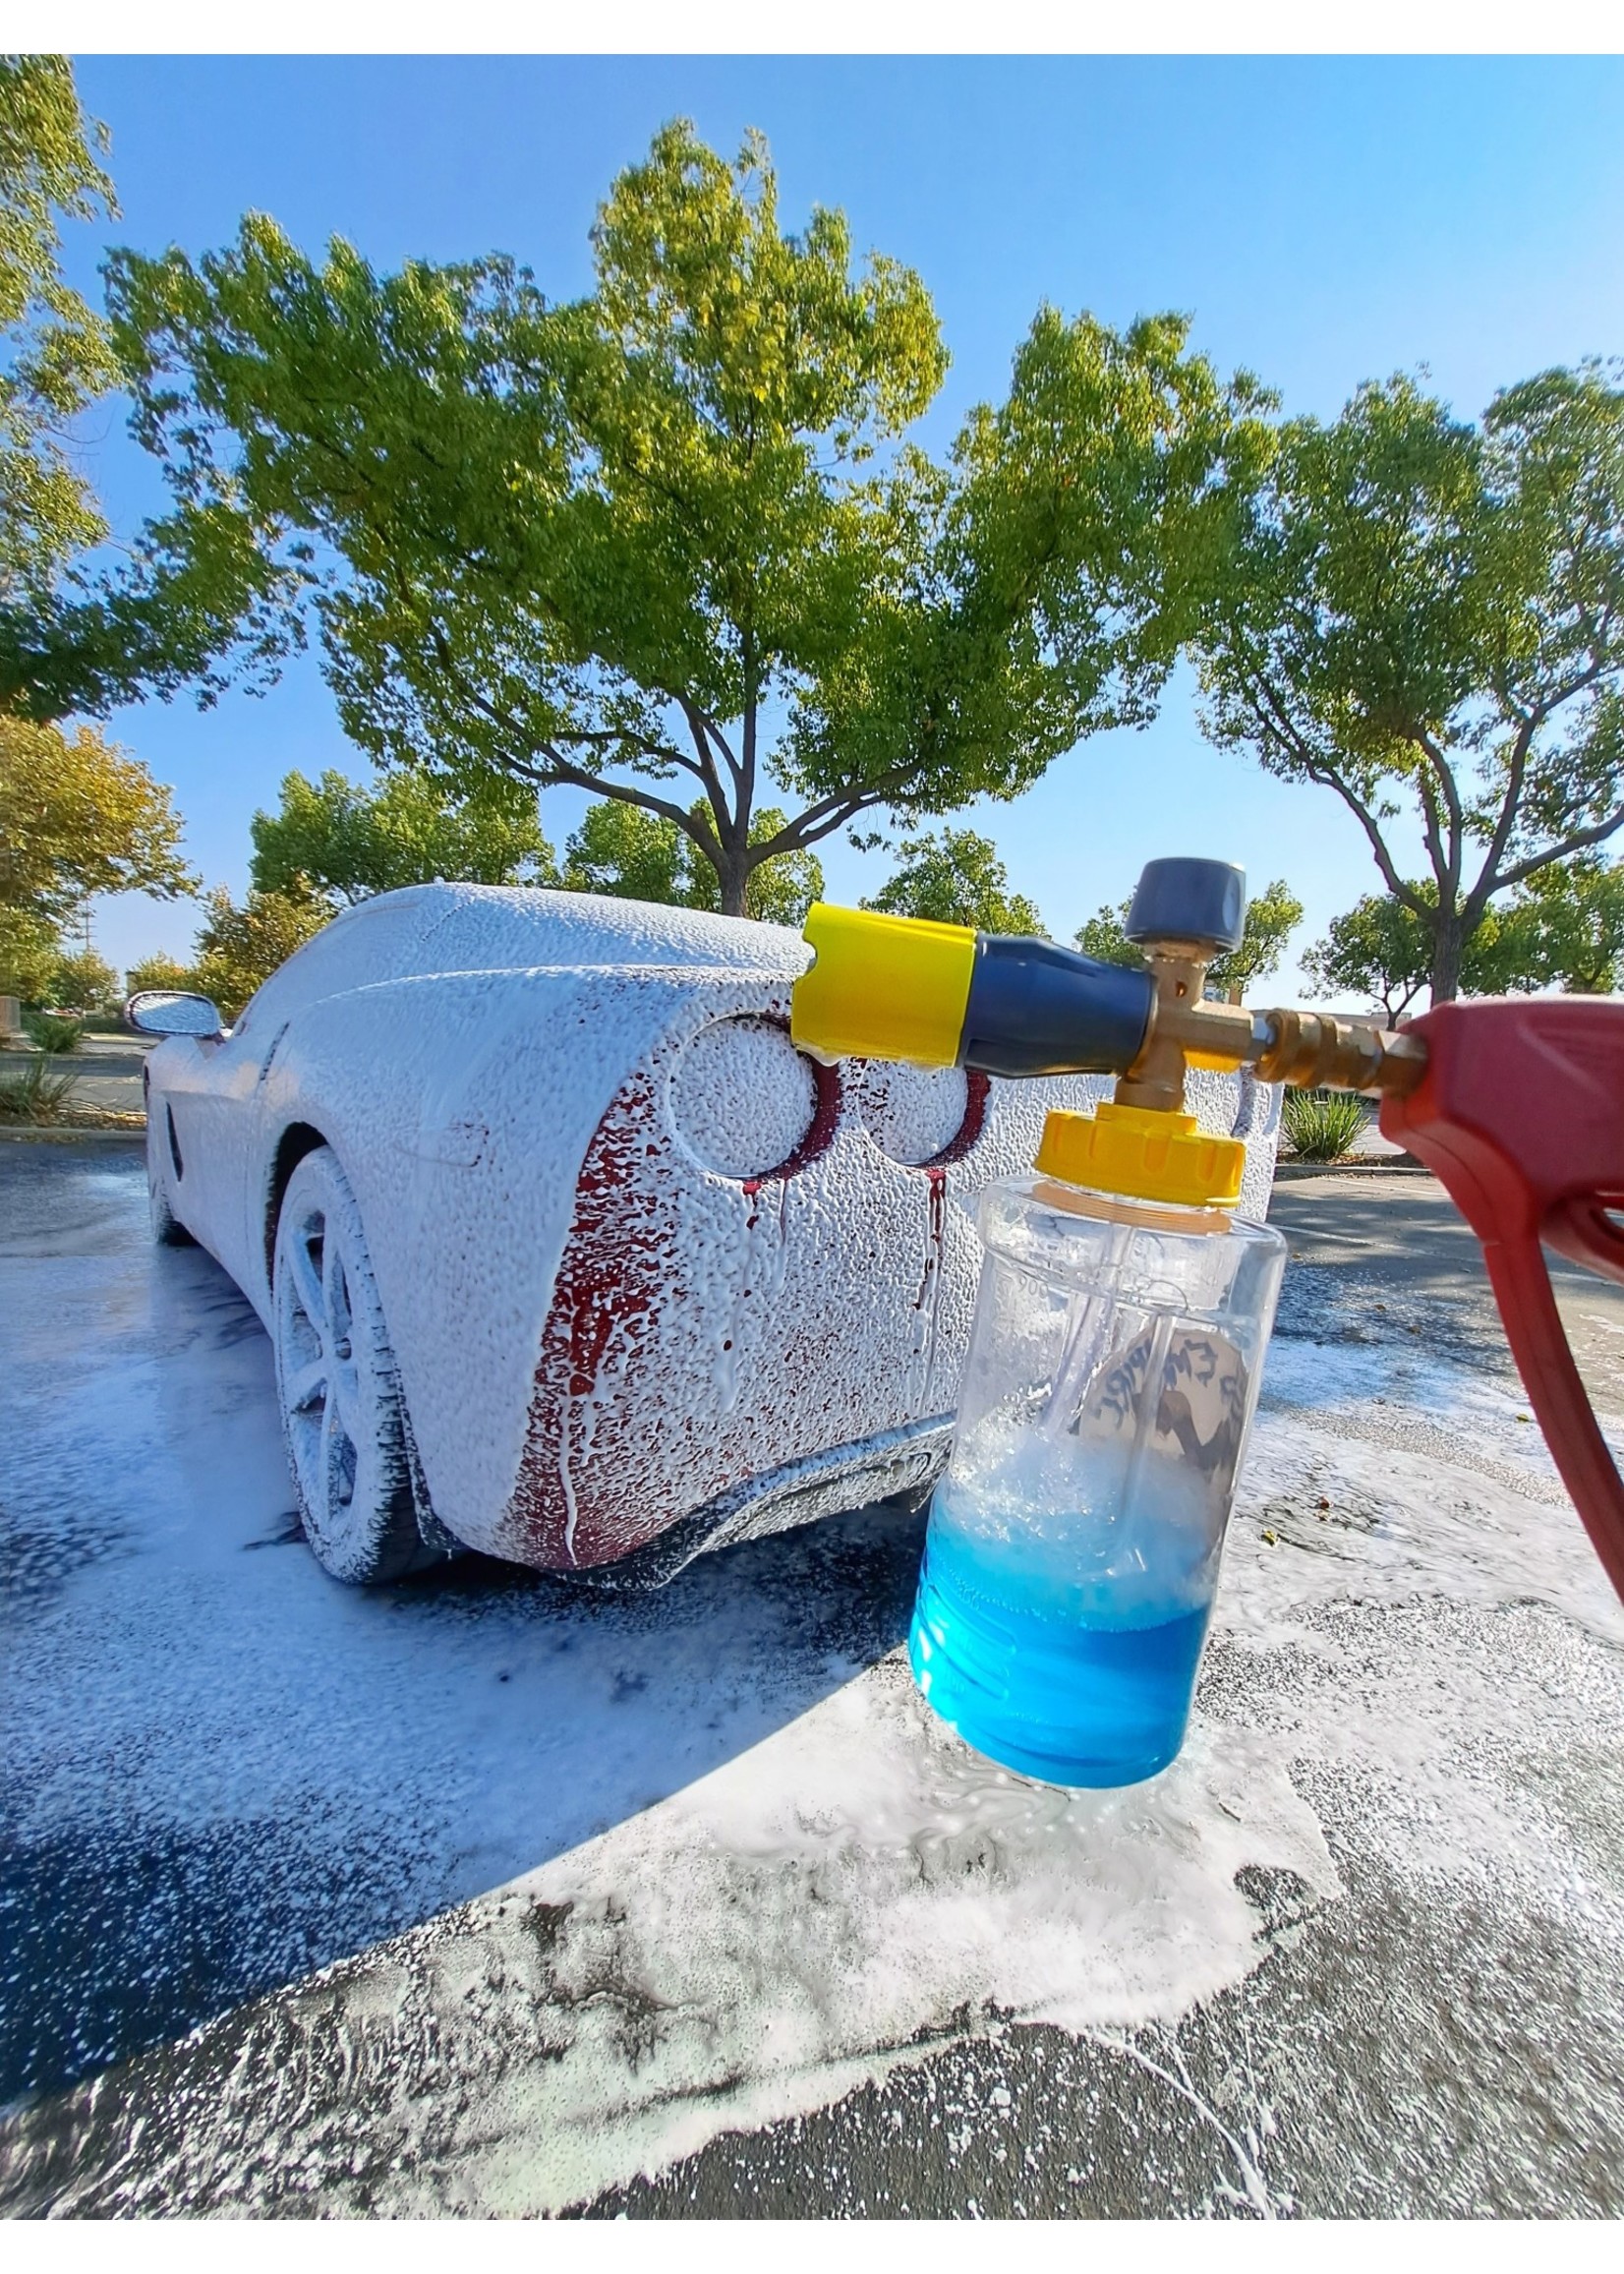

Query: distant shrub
<box><xmin>24</xmin><ymin>1010</ymin><xmax>83</xmax><ymax>1055</ymax></box>
<box><xmin>1281</xmin><ymin>1087</ymin><xmax>1366</xmax><ymax>1162</ymax></box>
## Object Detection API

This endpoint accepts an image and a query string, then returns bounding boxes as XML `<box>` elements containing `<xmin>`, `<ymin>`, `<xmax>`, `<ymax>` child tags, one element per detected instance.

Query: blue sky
<box><xmin>62</xmin><ymin>53</ymin><xmax>1624</xmax><ymax>988</ymax></box>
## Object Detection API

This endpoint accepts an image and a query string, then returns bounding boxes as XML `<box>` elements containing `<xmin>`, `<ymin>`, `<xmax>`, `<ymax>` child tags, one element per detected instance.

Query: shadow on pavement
<box><xmin>0</xmin><ymin>1142</ymin><xmax>923</xmax><ymax>2108</ymax></box>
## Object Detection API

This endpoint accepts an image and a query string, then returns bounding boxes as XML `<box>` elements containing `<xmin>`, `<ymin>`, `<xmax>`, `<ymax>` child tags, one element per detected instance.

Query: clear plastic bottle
<box><xmin>909</xmin><ymin>1105</ymin><xmax>1288</xmax><ymax>1788</ymax></box>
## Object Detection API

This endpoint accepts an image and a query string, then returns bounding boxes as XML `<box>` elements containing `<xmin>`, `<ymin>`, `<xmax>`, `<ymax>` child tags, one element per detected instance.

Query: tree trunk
<box><xmin>1429</xmin><ymin>909</ymin><xmax>1464</xmax><ymax>1005</ymax></box>
<box><xmin>718</xmin><ymin>848</ymin><xmax>750</xmax><ymax>918</ymax></box>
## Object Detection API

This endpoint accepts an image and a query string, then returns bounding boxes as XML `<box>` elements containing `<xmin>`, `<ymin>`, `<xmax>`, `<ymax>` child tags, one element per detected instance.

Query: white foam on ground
<box><xmin>431</xmin><ymin>1656</ymin><xmax>1334</xmax><ymax>2214</ymax></box>
<box><xmin>295</xmin><ymin>1329</ymin><xmax>1624</xmax><ymax>2216</ymax></box>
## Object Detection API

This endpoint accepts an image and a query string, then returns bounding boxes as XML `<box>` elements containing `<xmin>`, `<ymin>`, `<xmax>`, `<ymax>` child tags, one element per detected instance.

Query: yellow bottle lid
<box><xmin>1034</xmin><ymin>1101</ymin><xmax>1245</xmax><ymax>1209</ymax></box>
<box><xmin>791</xmin><ymin>903</ymin><xmax>976</xmax><ymax>1068</ymax></box>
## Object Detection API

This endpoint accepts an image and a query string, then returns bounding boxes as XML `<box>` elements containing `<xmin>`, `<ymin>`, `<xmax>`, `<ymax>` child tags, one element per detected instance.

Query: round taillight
<box><xmin>856</xmin><ymin>1061</ymin><xmax>975</xmax><ymax>1167</ymax></box>
<box><xmin>668</xmin><ymin>1016</ymin><xmax>824</xmax><ymax>1181</ymax></box>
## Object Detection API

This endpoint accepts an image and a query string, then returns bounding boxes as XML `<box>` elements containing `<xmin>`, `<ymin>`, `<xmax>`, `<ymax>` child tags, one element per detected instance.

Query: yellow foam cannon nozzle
<box><xmin>791</xmin><ymin>904</ymin><xmax>976</xmax><ymax>1069</ymax></box>
<box><xmin>792</xmin><ymin>903</ymin><xmax>1156</xmax><ymax>1079</ymax></box>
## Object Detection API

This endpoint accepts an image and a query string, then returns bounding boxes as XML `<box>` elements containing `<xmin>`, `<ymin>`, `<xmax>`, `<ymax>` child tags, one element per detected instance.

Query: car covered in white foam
<box><xmin>131</xmin><ymin>885</ymin><xmax>1283</xmax><ymax>1585</ymax></box>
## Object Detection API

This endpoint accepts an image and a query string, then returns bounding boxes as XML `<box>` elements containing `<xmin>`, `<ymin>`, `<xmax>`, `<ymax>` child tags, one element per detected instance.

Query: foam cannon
<box><xmin>791</xmin><ymin>856</ymin><xmax>1624</xmax><ymax>1604</ymax></box>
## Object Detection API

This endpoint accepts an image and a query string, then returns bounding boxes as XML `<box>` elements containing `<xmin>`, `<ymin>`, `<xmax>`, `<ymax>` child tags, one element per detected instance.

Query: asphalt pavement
<box><xmin>3</xmin><ymin>1143</ymin><xmax>1623</xmax><ymax>2217</ymax></box>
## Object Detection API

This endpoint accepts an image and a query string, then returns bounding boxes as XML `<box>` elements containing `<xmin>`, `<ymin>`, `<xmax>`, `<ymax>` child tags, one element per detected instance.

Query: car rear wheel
<box><xmin>272</xmin><ymin>1144</ymin><xmax>439</xmax><ymax>1585</ymax></box>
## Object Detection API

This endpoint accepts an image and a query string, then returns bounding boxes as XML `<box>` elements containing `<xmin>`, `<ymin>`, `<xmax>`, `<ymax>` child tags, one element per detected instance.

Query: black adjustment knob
<box><xmin>1125</xmin><ymin>857</ymin><xmax>1247</xmax><ymax>954</ymax></box>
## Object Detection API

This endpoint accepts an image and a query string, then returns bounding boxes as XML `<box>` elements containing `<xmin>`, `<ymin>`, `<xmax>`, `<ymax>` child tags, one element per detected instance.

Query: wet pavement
<box><xmin>3</xmin><ymin>1143</ymin><xmax>1623</xmax><ymax>2217</ymax></box>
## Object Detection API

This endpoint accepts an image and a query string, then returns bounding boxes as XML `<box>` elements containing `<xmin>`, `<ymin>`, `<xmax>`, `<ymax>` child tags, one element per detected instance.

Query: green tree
<box><xmin>563</xmin><ymin>800</ymin><xmax>687</xmax><ymax>908</ymax></box>
<box><xmin>863</xmin><ymin>827</ymin><xmax>1044</xmax><ymax>934</ymax></box>
<box><xmin>126</xmin><ymin>949</ymin><xmax>198</xmax><ymax>995</ymax></box>
<box><xmin>0</xmin><ymin>56</ymin><xmax>118</xmax><ymax>616</ymax></box>
<box><xmin>250</xmin><ymin>766</ymin><xmax>556</xmax><ymax>905</ymax></box>
<box><xmin>682</xmin><ymin>804</ymin><xmax>823</xmax><ymax>926</ymax></box>
<box><xmin>1302</xmin><ymin>886</ymin><xmax>1507</xmax><ymax>1020</ymax></box>
<box><xmin>1308</xmin><ymin>863</ymin><xmax>1624</xmax><ymax>1015</ymax></box>
<box><xmin>0</xmin><ymin>714</ymin><xmax>195</xmax><ymax>924</ymax></box>
<box><xmin>562</xmin><ymin>795</ymin><xmax>823</xmax><ymax>925</ymax></box>
<box><xmin>0</xmin><ymin>56</ymin><xmax>297</xmax><ymax>722</ymax></box>
<box><xmin>0</xmin><ymin>902</ymin><xmax>57</xmax><ymax>997</ymax></box>
<box><xmin>1072</xmin><ymin>901</ymin><xmax>1143</xmax><ymax>970</ymax></box>
<box><xmin>107</xmin><ymin>122</ymin><xmax>1271</xmax><ymax>915</ymax></box>
<box><xmin>1194</xmin><ymin>365</ymin><xmax>1624</xmax><ymax>1003</ymax></box>
<box><xmin>191</xmin><ymin>883</ymin><xmax>329</xmax><ymax>1021</ymax></box>
<box><xmin>1302</xmin><ymin>893</ymin><xmax>1431</xmax><ymax>1021</ymax></box>
<box><xmin>1210</xmin><ymin>877</ymin><xmax>1303</xmax><ymax>998</ymax></box>
<box><xmin>1073</xmin><ymin>875</ymin><xmax>1302</xmax><ymax>997</ymax></box>
<box><xmin>46</xmin><ymin>943</ymin><xmax>117</xmax><ymax>1010</ymax></box>
<box><xmin>1487</xmin><ymin>856</ymin><xmax>1624</xmax><ymax>996</ymax></box>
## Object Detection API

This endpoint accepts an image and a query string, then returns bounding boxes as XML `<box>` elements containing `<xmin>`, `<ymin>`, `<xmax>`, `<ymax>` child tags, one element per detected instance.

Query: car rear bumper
<box><xmin>543</xmin><ymin>1416</ymin><xmax>954</xmax><ymax>1590</ymax></box>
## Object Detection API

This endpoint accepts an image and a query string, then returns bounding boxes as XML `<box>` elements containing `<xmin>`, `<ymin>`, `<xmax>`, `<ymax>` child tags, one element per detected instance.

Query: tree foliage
<box><xmin>1210</xmin><ymin>877</ymin><xmax>1302</xmax><ymax>996</ymax></box>
<box><xmin>1302</xmin><ymin>885</ymin><xmax>1509</xmax><ymax>1020</ymax></box>
<box><xmin>1302</xmin><ymin>860</ymin><xmax>1624</xmax><ymax>1019</ymax></box>
<box><xmin>105</xmin><ymin>121</ymin><xmax>1271</xmax><ymax>912</ymax></box>
<box><xmin>191</xmin><ymin>882</ymin><xmax>329</xmax><ymax>1021</ymax></box>
<box><xmin>0</xmin><ymin>901</ymin><xmax>57</xmax><ymax>996</ymax></box>
<box><xmin>45</xmin><ymin>942</ymin><xmax>118</xmax><ymax>1010</ymax></box>
<box><xmin>0</xmin><ymin>56</ymin><xmax>298</xmax><ymax>722</ymax></box>
<box><xmin>561</xmin><ymin>795</ymin><xmax>823</xmax><ymax>926</ymax></box>
<box><xmin>126</xmin><ymin>948</ymin><xmax>198</xmax><ymax>995</ymax></box>
<box><xmin>250</xmin><ymin>766</ymin><xmax>556</xmax><ymax>905</ymax></box>
<box><xmin>562</xmin><ymin>799</ymin><xmax>687</xmax><ymax>909</ymax></box>
<box><xmin>1491</xmin><ymin>855</ymin><xmax>1624</xmax><ymax>995</ymax></box>
<box><xmin>0</xmin><ymin>713</ymin><xmax>195</xmax><ymax>918</ymax></box>
<box><xmin>1301</xmin><ymin>892</ymin><xmax>1433</xmax><ymax>1020</ymax></box>
<box><xmin>862</xmin><ymin>826</ymin><xmax>1044</xmax><ymax>934</ymax></box>
<box><xmin>0</xmin><ymin>55</ymin><xmax>119</xmax><ymax>612</ymax></box>
<box><xmin>1071</xmin><ymin>901</ymin><xmax>1143</xmax><ymax>971</ymax></box>
<box><xmin>1073</xmin><ymin>875</ymin><xmax>1302</xmax><ymax>996</ymax></box>
<box><xmin>1194</xmin><ymin>365</ymin><xmax>1624</xmax><ymax>1001</ymax></box>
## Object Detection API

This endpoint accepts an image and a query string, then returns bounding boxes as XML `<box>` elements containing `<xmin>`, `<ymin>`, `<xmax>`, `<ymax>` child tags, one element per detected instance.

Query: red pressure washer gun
<box><xmin>1381</xmin><ymin>996</ymin><xmax>1624</xmax><ymax>1601</ymax></box>
<box><xmin>791</xmin><ymin>857</ymin><xmax>1624</xmax><ymax>1603</ymax></box>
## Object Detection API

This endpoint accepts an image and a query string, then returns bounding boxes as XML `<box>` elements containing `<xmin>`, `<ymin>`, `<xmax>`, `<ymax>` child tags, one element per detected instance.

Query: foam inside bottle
<box><xmin>909</xmin><ymin>1320</ymin><xmax>1244</xmax><ymax>1787</ymax></box>
<box><xmin>932</xmin><ymin>1407</ymin><xmax>1226</xmax><ymax>1623</ymax></box>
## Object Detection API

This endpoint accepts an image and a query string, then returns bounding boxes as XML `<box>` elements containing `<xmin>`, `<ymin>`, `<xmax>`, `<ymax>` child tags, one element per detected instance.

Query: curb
<box><xmin>1273</xmin><ymin>1156</ymin><xmax>1431</xmax><ymax>1181</ymax></box>
<box><xmin>0</xmin><ymin>1124</ymin><xmax>146</xmax><ymax>1146</ymax></box>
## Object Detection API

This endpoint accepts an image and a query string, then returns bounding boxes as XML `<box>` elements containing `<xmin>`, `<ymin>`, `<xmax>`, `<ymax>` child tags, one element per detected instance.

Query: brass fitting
<box><xmin>1249</xmin><ymin>1006</ymin><xmax>1429</xmax><ymax>1097</ymax></box>
<box><xmin>1113</xmin><ymin>938</ymin><xmax>1238</xmax><ymax>1113</ymax></box>
<box><xmin>1117</xmin><ymin>933</ymin><xmax>1428</xmax><ymax>1110</ymax></box>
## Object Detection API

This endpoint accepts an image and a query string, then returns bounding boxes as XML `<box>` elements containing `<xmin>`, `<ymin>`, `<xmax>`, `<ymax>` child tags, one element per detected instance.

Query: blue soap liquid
<box><xmin>908</xmin><ymin>1505</ymin><xmax>1214</xmax><ymax>1788</ymax></box>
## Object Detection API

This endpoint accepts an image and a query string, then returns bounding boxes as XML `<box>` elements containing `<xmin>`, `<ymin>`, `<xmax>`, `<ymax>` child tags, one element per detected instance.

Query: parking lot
<box><xmin>3</xmin><ymin>1138</ymin><xmax>1624</xmax><ymax>2217</ymax></box>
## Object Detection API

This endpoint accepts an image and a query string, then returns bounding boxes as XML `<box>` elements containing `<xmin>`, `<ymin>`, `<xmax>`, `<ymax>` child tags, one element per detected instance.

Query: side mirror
<box><xmin>124</xmin><ymin>990</ymin><xmax>226</xmax><ymax>1039</ymax></box>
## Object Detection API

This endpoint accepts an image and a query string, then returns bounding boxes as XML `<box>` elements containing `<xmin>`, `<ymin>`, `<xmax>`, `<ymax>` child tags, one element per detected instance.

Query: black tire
<box><xmin>271</xmin><ymin>1144</ymin><xmax>442</xmax><ymax>1584</ymax></box>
